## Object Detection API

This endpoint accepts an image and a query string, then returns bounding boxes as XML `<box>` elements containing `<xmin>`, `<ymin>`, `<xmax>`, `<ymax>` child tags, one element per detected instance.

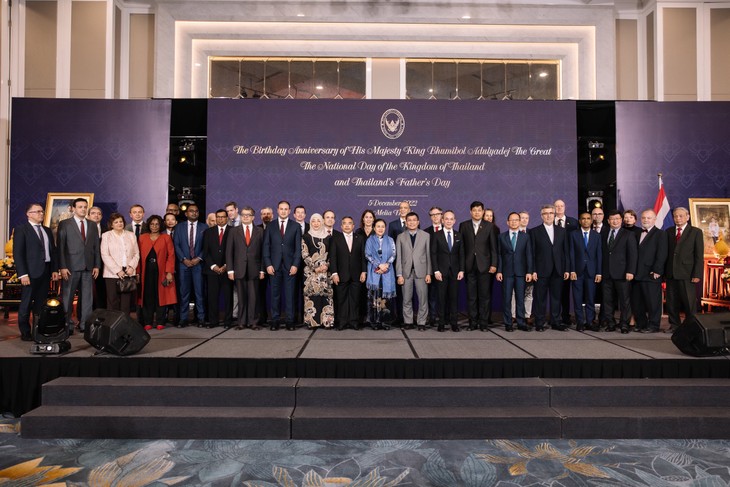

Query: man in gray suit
<box><xmin>396</xmin><ymin>212</ymin><xmax>432</xmax><ymax>331</ymax></box>
<box><xmin>226</xmin><ymin>206</ymin><xmax>265</xmax><ymax>329</ymax></box>
<box><xmin>57</xmin><ymin>197</ymin><xmax>100</xmax><ymax>333</ymax></box>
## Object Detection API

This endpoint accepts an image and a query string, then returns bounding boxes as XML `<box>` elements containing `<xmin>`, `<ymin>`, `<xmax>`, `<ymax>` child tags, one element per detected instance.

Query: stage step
<box><xmin>292</xmin><ymin>378</ymin><xmax>561</xmax><ymax>439</ymax></box>
<box><xmin>21</xmin><ymin>377</ymin><xmax>297</xmax><ymax>439</ymax></box>
<box><xmin>21</xmin><ymin>377</ymin><xmax>730</xmax><ymax>439</ymax></box>
<box><xmin>546</xmin><ymin>379</ymin><xmax>730</xmax><ymax>438</ymax></box>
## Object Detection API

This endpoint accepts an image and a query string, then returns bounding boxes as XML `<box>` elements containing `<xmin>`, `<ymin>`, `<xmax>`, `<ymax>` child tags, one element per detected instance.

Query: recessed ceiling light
<box><xmin>195</xmin><ymin>63</ymin><xmax>202</xmax><ymax>67</ymax></box>
<box><xmin>296</xmin><ymin>13</ymin><xmax>305</xmax><ymax>17</ymax></box>
<box><xmin>428</xmin><ymin>88</ymin><xmax>434</xmax><ymax>93</ymax></box>
<box><xmin>316</xmin><ymin>85</ymin><xmax>324</xmax><ymax>90</ymax></box>
<box><xmin>539</xmin><ymin>72</ymin><xmax>548</xmax><ymax>78</ymax></box>
<box><xmin>461</xmin><ymin>14</ymin><xmax>471</xmax><ymax>19</ymax></box>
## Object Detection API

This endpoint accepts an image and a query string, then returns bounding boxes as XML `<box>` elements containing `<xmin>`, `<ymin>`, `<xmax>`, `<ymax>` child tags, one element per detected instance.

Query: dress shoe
<box><xmin>589</xmin><ymin>324</ymin><xmax>601</xmax><ymax>332</ymax></box>
<box><xmin>551</xmin><ymin>324</ymin><xmax>568</xmax><ymax>331</ymax></box>
<box><xmin>451</xmin><ymin>326</ymin><xmax>461</xmax><ymax>332</ymax></box>
<box><xmin>621</xmin><ymin>326</ymin><xmax>630</xmax><ymax>334</ymax></box>
<box><xmin>576</xmin><ymin>324</ymin><xmax>585</xmax><ymax>332</ymax></box>
<box><xmin>67</xmin><ymin>327</ymin><xmax>74</xmax><ymax>336</ymax></box>
<box><xmin>270</xmin><ymin>324</ymin><xmax>279</xmax><ymax>331</ymax></box>
<box><xmin>606</xmin><ymin>325</ymin><xmax>616</xmax><ymax>332</ymax></box>
<box><xmin>535</xmin><ymin>326</ymin><xmax>545</xmax><ymax>332</ymax></box>
<box><xmin>21</xmin><ymin>333</ymin><xmax>33</xmax><ymax>342</ymax></box>
<box><xmin>437</xmin><ymin>325</ymin><xmax>445</xmax><ymax>332</ymax></box>
<box><xmin>381</xmin><ymin>324</ymin><xmax>391</xmax><ymax>330</ymax></box>
<box><xmin>178</xmin><ymin>321</ymin><xmax>188</xmax><ymax>328</ymax></box>
<box><xmin>505</xmin><ymin>326</ymin><xmax>514</xmax><ymax>332</ymax></box>
<box><xmin>417</xmin><ymin>325</ymin><xmax>426</xmax><ymax>332</ymax></box>
<box><xmin>526</xmin><ymin>317</ymin><xmax>535</xmax><ymax>325</ymax></box>
<box><xmin>197</xmin><ymin>322</ymin><xmax>204</xmax><ymax>328</ymax></box>
<box><xmin>78</xmin><ymin>325</ymin><xmax>86</xmax><ymax>333</ymax></box>
<box><xmin>642</xmin><ymin>328</ymin><xmax>660</xmax><ymax>333</ymax></box>
<box><xmin>518</xmin><ymin>326</ymin><xmax>531</xmax><ymax>332</ymax></box>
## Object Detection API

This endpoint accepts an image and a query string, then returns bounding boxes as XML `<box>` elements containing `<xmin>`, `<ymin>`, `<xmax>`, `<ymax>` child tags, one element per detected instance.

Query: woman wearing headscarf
<box><xmin>364</xmin><ymin>218</ymin><xmax>397</xmax><ymax>330</ymax></box>
<box><xmin>301</xmin><ymin>213</ymin><xmax>335</xmax><ymax>329</ymax></box>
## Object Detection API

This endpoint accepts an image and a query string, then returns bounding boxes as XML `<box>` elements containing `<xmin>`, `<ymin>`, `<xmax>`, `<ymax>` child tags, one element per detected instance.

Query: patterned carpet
<box><xmin>1</xmin><ymin>419</ymin><xmax>729</xmax><ymax>486</ymax></box>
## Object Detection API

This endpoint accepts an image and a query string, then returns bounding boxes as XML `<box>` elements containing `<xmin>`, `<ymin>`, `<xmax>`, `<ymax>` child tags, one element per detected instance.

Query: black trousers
<box><xmin>334</xmin><ymin>279</ymin><xmax>362</xmax><ymax>328</ymax></box>
<box><xmin>465</xmin><ymin>268</ymin><xmax>491</xmax><ymax>328</ymax></box>
<box><xmin>18</xmin><ymin>264</ymin><xmax>51</xmax><ymax>336</ymax></box>
<box><xmin>601</xmin><ymin>277</ymin><xmax>632</xmax><ymax>327</ymax></box>
<box><xmin>206</xmin><ymin>272</ymin><xmax>233</xmax><ymax>324</ymax></box>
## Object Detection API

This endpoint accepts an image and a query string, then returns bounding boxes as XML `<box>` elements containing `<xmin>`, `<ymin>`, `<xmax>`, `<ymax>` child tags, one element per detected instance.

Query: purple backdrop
<box><xmin>9</xmin><ymin>98</ymin><xmax>171</xmax><ymax>231</ymax></box>
<box><xmin>616</xmin><ymin>102</ymin><xmax>730</xmax><ymax>228</ymax></box>
<box><xmin>207</xmin><ymin>99</ymin><xmax>577</xmax><ymax>225</ymax></box>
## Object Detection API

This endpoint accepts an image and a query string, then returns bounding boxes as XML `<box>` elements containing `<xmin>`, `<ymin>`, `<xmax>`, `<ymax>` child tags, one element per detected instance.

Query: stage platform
<box><xmin>2</xmin><ymin>313</ymin><xmax>729</xmax><ymax>417</ymax></box>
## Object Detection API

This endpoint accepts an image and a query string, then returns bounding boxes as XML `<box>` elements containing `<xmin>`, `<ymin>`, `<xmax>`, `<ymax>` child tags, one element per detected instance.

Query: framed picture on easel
<box><xmin>44</xmin><ymin>193</ymin><xmax>95</xmax><ymax>237</ymax></box>
<box><xmin>688</xmin><ymin>198</ymin><xmax>730</xmax><ymax>257</ymax></box>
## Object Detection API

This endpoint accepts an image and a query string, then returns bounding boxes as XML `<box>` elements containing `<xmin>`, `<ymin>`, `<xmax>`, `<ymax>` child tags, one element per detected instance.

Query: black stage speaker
<box><xmin>672</xmin><ymin>314</ymin><xmax>730</xmax><ymax>357</ymax></box>
<box><xmin>84</xmin><ymin>309</ymin><xmax>150</xmax><ymax>356</ymax></box>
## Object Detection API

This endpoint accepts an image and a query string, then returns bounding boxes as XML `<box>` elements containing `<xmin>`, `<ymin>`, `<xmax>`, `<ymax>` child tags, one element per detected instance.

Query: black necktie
<box><xmin>36</xmin><ymin>225</ymin><xmax>46</xmax><ymax>259</ymax></box>
<box><xmin>135</xmin><ymin>223</ymin><xmax>141</xmax><ymax>238</ymax></box>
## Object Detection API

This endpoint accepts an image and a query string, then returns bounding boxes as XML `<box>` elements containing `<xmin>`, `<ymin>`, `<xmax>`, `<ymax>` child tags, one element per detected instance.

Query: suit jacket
<box><xmin>529</xmin><ymin>224</ymin><xmax>569</xmax><ymax>277</ymax></box>
<box><xmin>125</xmin><ymin>221</ymin><xmax>149</xmax><ymax>236</ymax></box>
<box><xmin>497</xmin><ymin>230</ymin><xmax>534</xmax><ymax>277</ymax></box>
<box><xmin>430</xmin><ymin>228</ymin><xmax>464</xmax><ymax>278</ymax></box>
<box><xmin>555</xmin><ymin>215</ymin><xmax>579</xmax><ymax>233</ymax></box>
<box><xmin>14</xmin><ymin>222</ymin><xmax>57</xmax><ymax>279</ymax></box>
<box><xmin>329</xmin><ymin>232</ymin><xmax>366</xmax><ymax>283</ymax></box>
<box><xmin>425</xmin><ymin>224</ymin><xmax>442</xmax><ymax>236</ymax></box>
<box><xmin>263</xmin><ymin>218</ymin><xmax>302</xmax><ymax>270</ymax></box>
<box><xmin>202</xmin><ymin>225</ymin><xmax>230</xmax><ymax>275</ymax></box>
<box><xmin>601</xmin><ymin>227</ymin><xmax>638</xmax><ymax>280</ymax></box>
<box><xmin>388</xmin><ymin>218</ymin><xmax>407</xmax><ymax>242</ymax></box>
<box><xmin>57</xmin><ymin>217</ymin><xmax>100</xmax><ymax>271</ymax></box>
<box><xmin>396</xmin><ymin>229</ymin><xmax>432</xmax><ymax>279</ymax></box>
<box><xmin>458</xmin><ymin>219</ymin><xmax>497</xmax><ymax>273</ymax></box>
<box><xmin>226</xmin><ymin>224</ymin><xmax>264</xmax><ymax>280</ymax></box>
<box><xmin>635</xmin><ymin>227</ymin><xmax>668</xmax><ymax>281</ymax></box>
<box><xmin>100</xmin><ymin>230</ymin><xmax>140</xmax><ymax>278</ymax></box>
<box><xmin>569</xmin><ymin>228</ymin><xmax>602</xmax><ymax>278</ymax></box>
<box><xmin>666</xmin><ymin>224</ymin><xmax>704</xmax><ymax>280</ymax></box>
<box><xmin>173</xmin><ymin>220</ymin><xmax>207</xmax><ymax>263</ymax></box>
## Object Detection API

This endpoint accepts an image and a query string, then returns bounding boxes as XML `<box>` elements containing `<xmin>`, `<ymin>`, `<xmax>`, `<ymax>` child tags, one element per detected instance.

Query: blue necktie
<box><xmin>447</xmin><ymin>231</ymin><xmax>452</xmax><ymax>251</ymax></box>
<box><xmin>511</xmin><ymin>232</ymin><xmax>517</xmax><ymax>251</ymax></box>
<box><xmin>583</xmin><ymin>231</ymin><xmax>588</xmax><ymax>249</ymax></box>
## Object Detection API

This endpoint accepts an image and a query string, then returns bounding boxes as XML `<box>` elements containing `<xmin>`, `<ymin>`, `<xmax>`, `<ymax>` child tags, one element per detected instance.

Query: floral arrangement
<box><xmin>0</xmin><ymin>256</ymin><xmax>18</xmax><ymax>283</ymax></box>
<box><xmin>722</xmin><ymin>267</ymin><xmax>730</xmax><ymax>282</ymax></box>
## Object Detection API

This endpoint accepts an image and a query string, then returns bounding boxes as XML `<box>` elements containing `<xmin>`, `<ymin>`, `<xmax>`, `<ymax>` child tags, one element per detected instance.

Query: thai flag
<box><xmin>653</xmin><ymin>175</ymin><xmax>671</xmax><ymax>229</ymax></box>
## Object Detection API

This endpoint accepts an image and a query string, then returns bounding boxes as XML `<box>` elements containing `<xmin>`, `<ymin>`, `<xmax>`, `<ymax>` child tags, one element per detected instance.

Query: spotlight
<box><xmin>30</xmin><ymin>296</ymin><xmax>71</xmax><ymax>354</ymax></box>
<box><xmin>586</xmin><ymin>191</ymin><xmax>604</xmax><ymax>213</ymax></box>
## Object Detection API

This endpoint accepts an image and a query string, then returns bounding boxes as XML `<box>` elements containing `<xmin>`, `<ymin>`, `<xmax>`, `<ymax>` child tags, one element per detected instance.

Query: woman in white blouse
<box><xmin>100</xmin><ymin>212</ymin><xmax>140</xmax><ymax>314</ymax></box>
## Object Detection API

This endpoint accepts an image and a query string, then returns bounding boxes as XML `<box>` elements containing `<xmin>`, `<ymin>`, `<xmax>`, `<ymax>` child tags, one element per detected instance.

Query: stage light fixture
<box><xmin>586</xmin><ymin>191</ymin><xmax>604</xmax><ymax>213</ymax></box>
<box><xmin>30</xmin><ymin>296</ymin><xmax>71</xmax><ymax>354</ymax></box>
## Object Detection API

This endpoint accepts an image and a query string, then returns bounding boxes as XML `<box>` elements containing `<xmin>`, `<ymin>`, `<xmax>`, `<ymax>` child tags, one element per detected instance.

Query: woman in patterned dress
<box><xmin>301</xmin><ymin>214</ymin><xmax>335</xmax><ymax>329</ymax></box>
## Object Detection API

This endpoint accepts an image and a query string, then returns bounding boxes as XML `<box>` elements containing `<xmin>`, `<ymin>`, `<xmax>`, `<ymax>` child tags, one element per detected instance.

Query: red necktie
<box><xmin>435</xmin><ymin>226</ymin><xmax>440</xmax><ymax>232</ymax></box>
<box><xmin>80</xmin><ymin>220</ymin><xmax>86</xmax><ymax>241</ymax></box>
<box><xmin>245</xmin><ymin>225</ymin><xmax>251</xmax><ymax>246</ymax></box>
<box><xmin>676</xmin><ymin>226</ymin><xmax>682</xmax><ymax>242</ymax></box>
<box><xmin>189</xmin><ymin>223</ymin><xmax>195</xmax><ymax>257</ymax></box>
<box><xmin>280</xmin><ymin>220</ymin><xmax>284</xmax><ymax>237</ymax></box>
<box><xmin>219</xmin><ymin>227</ymin><xmax>224</xmax><ymax>245</ymax></box>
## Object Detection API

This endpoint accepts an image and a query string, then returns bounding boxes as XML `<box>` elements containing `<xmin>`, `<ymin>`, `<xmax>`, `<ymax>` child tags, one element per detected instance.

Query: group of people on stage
<box><xmin>12</xmin><ymin>196</ymin><xmax>704</xmax><ymax>341</ymax></box>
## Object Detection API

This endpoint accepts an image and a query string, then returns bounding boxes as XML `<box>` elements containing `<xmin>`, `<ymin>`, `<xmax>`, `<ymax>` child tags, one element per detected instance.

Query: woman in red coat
<box><xmin>137</xmin><ymin>215</ymin><xmax>177</xmax><ymax>329</ymax></box>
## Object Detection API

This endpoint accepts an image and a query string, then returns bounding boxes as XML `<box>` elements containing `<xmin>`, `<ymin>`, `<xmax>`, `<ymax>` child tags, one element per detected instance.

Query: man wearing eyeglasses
<box><xmin>14</xmin><ymin>204</ymin><xmax>60</xmax><ymax>341</ymax></box>
<box><xmin>424</xmin><ymin>206</ymin><xmax>443</xmax><ymax>327</ymax></box>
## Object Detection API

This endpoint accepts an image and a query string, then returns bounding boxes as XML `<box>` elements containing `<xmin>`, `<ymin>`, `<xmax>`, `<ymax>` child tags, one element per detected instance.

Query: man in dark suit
<box><xmin>87</xmin><ymin>205</ymin><xmax>106</xmax><ymax>310</ymax></box>
<box><xmin>431</xmin><ymin>210</ymin><xmax>464</xmax><ymax>332</ymax></box>
<box><xmin>424</xmin><ymin>206</ymin><xmax>443</xmax><ymax>326</ymax></box>
<box><xmin>458</xmin><ymin>201</ymin><xmax>497</xmax><ymax>331</ymax></box>
<box><xmin>665</xmin><ymin>206</ymin><xmax>704</xmax><ymax>331</ymax></box>
<box><xmin>125</xmin><ymin>204</ymin><xmax>149</xmax><ymax>238</ymax></box>
<box><xmin>227</xmin><ymin>206</ymin><xmax>265</xmax><ymax>329</ymax></box>
<box><xmin>330</xmin><ymin>216</ymin><xmax>366</xmax><ymax>330</ymax></box>
<box><xmin>14</xmin><ymin>203</ymin><xmax>60</xmax><ymax>341</ymax></box>
<box><xmin>202</xmin><ymin>209</ymin><xmax>233</xmax><ymax>328</ymax></box>
<box><xmin>257</xmin><ymin>206</ymin><xmax>274</xmax><ymax>326</ymax></box>
<box><xmin>555</xmin><ymin>199</ymin><xmax>579</xmax><ymax>325</ymax></box>
<box><xmin>57</xmin><ymin>197</ymin><xmax>100</xmax><ymax>333</ymax></box>
<box><xmin>484</xmin><ymin>208</ymin><xmax>501</xmax><ymax>325</ymax></box>
<box><xmin>569</xmin><ymin>212</ymin><xmax>602</xmax><ymax>331</ymax></box>
<box><xmin>263</xmin><ymin>200</ymin><xmax>302</xmax><ymax>330</ymax></box>
<box><xmin>530</xmin><ymin>204</ymin><xmax>570</xmax><ymax>331</ymax></box>
<box><xmin>632</xmin><ymin>209</ymin><xmax>668</xmax><ymax>333</ymax></box>
<box><xmin>496</xmin><ymin>212</ymin><xmax>534</xmax><ymax>332</ymax></box>
<box><xmin>600</xmin><ymin>209</ymin><xmax>638</xmax><ymax>333</ymax></box>
<box><xmin>173</xmin><ymin>204</ymin><xmax>207</xmax><ymax>327</ymax></box>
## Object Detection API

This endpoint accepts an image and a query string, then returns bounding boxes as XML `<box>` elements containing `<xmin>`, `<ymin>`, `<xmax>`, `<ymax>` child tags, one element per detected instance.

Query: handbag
<box><xmin>116</xmin><ymin>275</ymin><xmax>137</xmax><ymax>294</ymax></box>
